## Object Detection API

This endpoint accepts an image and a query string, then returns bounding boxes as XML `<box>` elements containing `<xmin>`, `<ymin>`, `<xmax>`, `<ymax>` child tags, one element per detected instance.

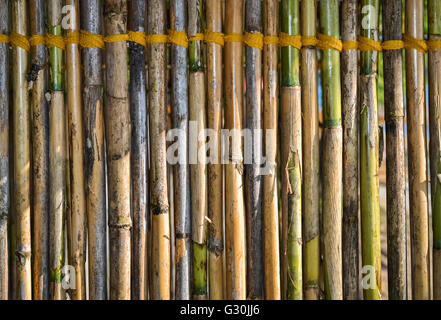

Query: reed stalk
<box><xmin>319</xmin><ymin>0</ymin><xmax>343</xmax><ymax>300</ymax></box>
<box><xmin>224</xmin><ymin>0</ymin><xmax>246</xmax><ymax>300</ymax></box>
<box><xmin>245</xmin><ymin>0</ymin><xmax>264</xmax><ymax>300</ymax></box>
<box><xmin>405</xmin><ymin>0</ymin><xmax>430</xmax><ymax>300</ymax></box>
<box><xmin>300</xmin><ymin>0</ymin><xmax>320</xmax><ymax>300</ymax></box>
<box><xmin>428</xmin><ymin>0</ymin><xmax>441</xmax><ymax>300</ymax></box>
<box><xmin>206</xmin><ymin>0</ymin><xmax>224</xmax><ymax>300</ymax></box>
<box><xmin>148</xmin><ymin>0</ymin><xmax>171</xmax><ymax>300</ymax></box>
<box><xmin>383</xmin><ymin>0</ymin><xmax>407</xmax><ymax>300</ymax></box>
<box><xmin>80</xmin><ymin>0</ymin><xmax>107</xmax><ymax>300</ymax></box>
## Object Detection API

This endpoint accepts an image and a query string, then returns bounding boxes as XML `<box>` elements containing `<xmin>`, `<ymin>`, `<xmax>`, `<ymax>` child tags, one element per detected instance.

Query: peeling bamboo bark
<box><xmin>263</xmin><ymin>0</ymin><xmax>280</xmax><ymax>301</ymax></box>
<box><xmin>300</xmin><ymin>0</ymin><xmax>320</xmax><ymax>301</ymax></box>
<box><xmin>245</xmin><ymin>0</ymin><xmax>264</xmax><ymax>300</ymax></box>
<box><xmin>104</xmin><ymin>0</ymin><xmax>132</xmax><ymax>300</ymax></box>
<box><xmin>428</xmin><ymin>0</ymin><xmax>441</xmax><ymax>300</ymax></box>
<box><xmin>224</xmin><ymin>0</ymin><xmax>246</xmax><ymax>300</ymax></box>
<box><xmin>405</xmin><ymin>0</ymin><xmax>430</xmax><ymax>300</ymax></box>
<box><xmin>189</xmin><ymin>0</ymin><xmax>208</xmax><ymax>300</ymax></box>
<box><xmin>129</xmin><ymin>0</ymin><xmax>148</xmax><ymax>300</ymax></box>
<box><xmin>320</xmin><ymin>0</ymin><xmax>343</xmax><ymax>300</ymax></box>
<box><xmin>0</xmin><ymin>0</ymin><xmax>9</xmax><ymax>301</ymax></box>
<box><xmin>12</xmin><ymin>0</ymin><xmax>32</xmax><ymax>300</ymax></box>
<box><xmin>81</xmin><ymin>0</ymin><xmax>107</xmax><ymax>300</ymax></box>
<box><xmin>341</xmin><ymin>0</ymin><xmax>359</xmax><ymax>300</ymax></box>
<box><xmin>206</xmin><ymin>0</ymin><xmax>224</xmax><ymax>300</ymax></box>
<box><xmin>148</xmin><ymin>0</ymin><xmax>170</xmax><ymax>300</ymax></box>
<box><xmin>383</xmin><ymin>0</ymin><xmax>407</xmax><ymax>300</ymax></box>
<box><xmin>65</xmin><ymin>0</ymin><xmax>86</xmax><ymax>300</ymax></box>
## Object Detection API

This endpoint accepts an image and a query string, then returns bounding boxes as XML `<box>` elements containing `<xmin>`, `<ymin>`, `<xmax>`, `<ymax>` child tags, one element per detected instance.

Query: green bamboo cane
<box><xmin>281</xmin><ymin>0</ymin><xmax>302</xmax><ymax>300</ymax></box>
<box><xmin>429</xmin><ymin>0</ymin><xmax>441</xmax><ymax>300</ymax></box>
<box><xmin>360</xmin><ymin>0</ymin><xmax>382</xmax><ymax>300</ymax></box>
<box><xmin>319</xmin><ymin>0</ymin><xmax>343</xmax><ymax>300</ymax></box>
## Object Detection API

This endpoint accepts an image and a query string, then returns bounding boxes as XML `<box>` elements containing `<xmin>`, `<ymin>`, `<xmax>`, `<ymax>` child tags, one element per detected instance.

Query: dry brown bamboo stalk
<box><xmin>103</xmin><ymin>0</ymin><xmax>132</xmax><ymax>300</ymax></box>
<box><xmin>0</xmin><ymin>0</ymin><xmax>9</xmax><ymax>301</ymax></box>
<box><xmin>263</xmin><ymin>0</ymin><xmax>281</xmax><ymax>300</ymax></box>
<box><xmin>148</xmin><ymin>0</ymin><xmax>170</xmax><ymax>300</ymax></box>
<box><xmin>405</xmin><ymin>0</ymin><xmax>430</xmax><ymax>300</ymax></box>
<box><xmin>65</xmin><ymin>0</ymin><xmax>86</xmax><ymax>300</ymax></box>
<box><xmin>206</xmin><ymin>0</ymin><xmax>224</xmax><ymax>300</ymax></box>
<box><xmin>12</xmin><ymin>0</ymin><xmax>32</xmax><ymax>300</ymax></box>
<box><xmin>224</xmin><ymin>0</ymin><xmax>246</xmax><ymax>300</ymax></box>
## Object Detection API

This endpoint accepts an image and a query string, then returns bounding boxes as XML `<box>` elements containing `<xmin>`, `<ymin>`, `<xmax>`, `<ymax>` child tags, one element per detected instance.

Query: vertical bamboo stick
<box><xmin>148</xmin><ymin>0</ymin><xmax>171</xmax><ymax>300</ymax></box>
<box><xmin>224</xmin><ymin>0</ymin><xmax>246</xmax><ymax>300</ymax></box>
<box><xmin>80</xmin><ymin>0</ymin><xmax>107</xmax><ymax>300</ymax></box>
<box><xmin>104</xmin><ymin>0</ymin><xmax>132</xmax><ymax>300</ymax></box>
<box><xmin>281</xmin><ymin>0</ymin><xmax>302</xmax><ymax>301</ymax></box>
<box><xmin>65</xmin><ymin>0</ymin><xmax>86</xmax><ymax>300</ymax></box>
<box><xmin>12</xmin><ymin>0</ymin><xmax>32</xmax><ymax>300</ymax></box>
<box><xmin>341</xmin><ymin>0</ymin><xmax>359</xmax><ymax>300</ymax></box>
<box><xmin>319</xmin><ymin>0</ymin><xmax>343</xmax><ymax>300</ymax></box>
<box><xmin>360</xmin><ymin>0</ymin><xmax>381</xmax><ymax>300</ymax></box>
<box><xmin>0</xmin><ymin>0</ymin><xmax>9</xmax><ymax>301</ymax></box>
<box><xmin>383</xmin><ymin>0</ymin><xmax>407</xmax><ymax>300</ymax></box>
<box><xmin>300</xmin><ymin>0</ymin><xmax>320</xmax><ymax>301</ymax></box>
<box><xmin>189</xmin><ymin>0</ymin><xmax>208</xmax><ymax>300</ymax></box>
<box><xmin>206</xmin><ymin>0</ymin><xmax>224</xmax><ymax>300</ymax></box>
<box><xmin>129</xmin><ymin>0</ymin><xmax>148</xmax><ymax>300</ymax></box>
<box><xmin>48</xmin><ymin>0</ymin><xmax>66</xmax><ymax>300</ymax></box>
<box><xmin>170</xmin><ymin>0</ymin><xmax>191</xmax><ymax>300</ymax></box>
<box><xmin>245</xmin><ymin>0</ymin><xmax>263</xmax><ymax>300</ymax></box>
<box><xmin>428</xmin><ymin>0</ymin><xmax>441</xmax><ymax>300</ymax></box>
<box><xmin>405</xmin><ymin>0</ymin><xmax>430</xmax><ymax>300</ymax></box>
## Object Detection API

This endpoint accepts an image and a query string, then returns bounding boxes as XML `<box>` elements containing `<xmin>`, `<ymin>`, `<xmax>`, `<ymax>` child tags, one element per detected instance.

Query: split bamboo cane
<box><xmin>104</xmin><ymin>0</ymin><xmax>132</xmax><ymax>300</ymax></box>
<box><xmin>428</xmin><ymin>0</ymin><xmax>441</xmax><ymax>300</ymax></box>
<box><xmin>300</xmin><ymin>0</ymin><xmax>320</xmax><ymax>300</ymax></box>
<box><xmin>319</xmin><ymin>0</ymin><xmax>343</xmax><ymax>300</ymax></box>
<box><xmin>383</xmin><ymin>0</ymin><xmax>407</xmax><ymax>300</ymax></box>
<box><xmin>206</xmin><ymin>0</ymin><xmax>224</xmax><ymax>300</ymax></box>
<box><xmin>224</xmin><ymin>0</ymin><xmax>246</xmax><ymax>300</ymax></box>
<box><xmin>148</xmin><ymin>0</ymin><xmax>171</xmax><ymax>300</ymax></box>
<box><xmin>80</xmin><ymin>0</ymin><xmax>107</xmax><ymax>300</ymax></box>
<box><xmin>0</xmin><ymin>0</ymin><xmax>9</xmax><ymax>301</ymax></box>
<box><xmin>245</xmin><ymin>0</ymin><xmax>264</xmax><ymax>300</ymax></box>
<box><xmin>405</xmin><ymin>0</ymin><xmax>430</xmax><ymax>300</ymax></box>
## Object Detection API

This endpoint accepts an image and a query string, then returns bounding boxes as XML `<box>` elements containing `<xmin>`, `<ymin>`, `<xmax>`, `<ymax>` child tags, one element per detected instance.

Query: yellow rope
<box><xmin>279</xmin><ymin>33</ymin><xmax>301</xmax><ymax>49</ymax></box>
<box><xmin>244</xmin><ymin>32</ymin><xmax>263</xmax><ymax>50</ymax></box>
<box><xmin>168</xmin><ymin>30</ymin><xmax>188</xmax><ymax>47</ymax></box>
<box><xmin>264</xmin><ymin>35</ymin><xmax>279</xmax><ymax>45</ymax></box>
<box><xmin>302</xmin><ymin>36</ymin><xmax>319</xmax><ymax>47</ymax></box>
<box><xmin>204</xmin><ymin>30</ymin><xmax>224</xmax><ymax>46</ymax></box>
<box><xmin>358</xmin><ymin>36</ymin><xmax>382</xmax><ymax>52</ymax></box>
<box><xmin>104</xmin><ymin>33</ymin><xmax>129</xmax><ymax>43</ymax></box>
<box><xmin>80</xmin><ymin>30</ymin><xmax>104</xmax><ymax>48</ymax></box>
<box><xmin>29</xmin><ymin>34</ymin><xmax>45</xmax><ymax>46</ymax></box>
<box><xmin>10</xmin><ymin>32</ymin><xmax>30</xmax><ymax>51</ymax></box>
<box><xmin>46</xmin><ymin>34</ymin><xmax>65</xmax><ymax>50</ymax></box>
<box><xmin>65</xmin><ymin>31</ymin><xmax>80</xmax><ymax>45</ymax></box>
<box><xmin>128</xmin><ymin>31</ymin><xmax>147</xmax><ymax>47</ymax></box>
<box><xmin>317</xmin><ymin>33</ymin><xmax>342</xmax><ymax>52</ymax></box>
<box><xmin>146</xmin><ymin>34</ymin><xmax>168</xmax><ymax>44</ymax></box>
<box><xmin>0</xmin><ymin>34</ymin><xmax>8</xmax><ymax>43</ymax></box>
<box><xmin>224</xmin><ymin>33</ymin><xmax>243</xmax><ymax>43</ymax></box>
<box><xmin>428</xmin><ymin>39</ymin><xmax>441</xmax><ymax>51</ymax></box>
<box><xmin>382</xmin><ymin>40</ymin><xmax>405</xmax><ymax>50</ymax></box>
<box><xmin>403</xmin><ymin>34</ymin><xmax>427</xmax><ymax>53</ymax></box>
<box><xmin>189</xmin><ymin>33</ymin><xmax>204</xmax><ymax>42</ymax></box>
<box><xmin>342</xmin><ymin>40</ymin><xmax>358</xmax><ymax>50</ymax></box>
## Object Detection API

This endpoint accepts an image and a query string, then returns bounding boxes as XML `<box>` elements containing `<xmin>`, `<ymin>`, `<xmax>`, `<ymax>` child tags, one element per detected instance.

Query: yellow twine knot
<box><xmin>10</xmin><ymin>31</ymin><xmax>30</xmax><ymax>51</ymax></box>
<box><xmin>358</xmin><ymin>36</ymin><xmax>382</xmax><ymax>52</ymax></box>
<box><xmin>80</xmin><ymin>30</ymin><xmax>104</xmax><ymax>48</ymax></box>
<box><xmin>168</xmin><ymin>30</ymin><xmax>188</xmax><ymax>47</ymax></box>
<box><xmin>317</xmin><ymin>33</ymin><xmax>342</xmax><ymax>52</ymax></box>
<box><xmin>244</xmin><ymin>32</ymin><xmax>263</xmax><ymax>50</ymax></box>
<box><xmin>204</xmin><ymin>30</ymin><xmax>224</xmax><ymax>46</ymax></box>
<box><xmin>128</xmin><ymin>31</ymin><xmax>147</xmax><ymax>47</ymax></box>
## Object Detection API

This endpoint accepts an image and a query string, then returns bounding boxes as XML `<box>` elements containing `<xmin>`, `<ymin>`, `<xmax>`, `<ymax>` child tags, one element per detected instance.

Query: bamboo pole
<box><xmin>224</xmin><ymin>0</ymin><xmax>246</xmax><ymax>300</ymax></box>
<box><xmin>281</xmin><ymin>0</ymin><xmax>302</xmax><ymax>301</ymax></box>
<box><xmin>405</xmin><ymin>0</ymin><xmax>430</xmax><ymax>300</ymax></box>
<box><xmin>428</xmin><ymin>0</ymin><xmax>441</xmax><ymax>300</ymax></box>
<box><xmin>341</xmin><ymin>0</ymin><xmax>359</xmax><ymax>300</ymax></box>
<box><xmin>359</xmin><ymin>0</ymin><xmax>381</xmax><ymax>300</ymax></box>
<box><xmin>245</xmin><ymin>0</ymin><xmax>264</xmax><ymax>300</ymax></box>
<box><xmin>189</xmin><ymin>0</ymin><xmax>208</xmax><ymax>300</ymax></box>
<box><xmin>11</xmin><ymin>0</ymin><xmax>32</xmax><ymax>300</ymax></box>
<box><xmin>300</xmin><ymin>0</ymin><xmax>320</xmax><ymax>301</ymax></box>
<box><xmin>148</xmin><ymin>0</ymin><xmax>170</xmax><ymax>300</ymax></box>
<box><xmin>104</xmin><ymin>0</ymin><xmax>132</xmax><ymax>300</ymax></box>
<box><xmin>129</xmin><ymin>0</ymin><xmax>148</xmax><ymax>300</ymax></box>
<box><xmin>65</xmin><ymin>0</ymin><xmax>86</xmax><ymax>300</ymax></box>
<box><xmin>263</xmin><ymin>0</ymin><xmax>280</xmax><ymax>300</ymax></box>
<box><xmin>48</xmin><ymin>0</ymin><xmax>66</xmax><ymax>300</ymax></box>
<box><xmin>383</xmin><ymin>0</ymin><xmax>407</xmax><ymax>300</ymax></box>
<box><xmin>319</xmin><ymin>0</ymin><xmax>343</xmax><ymax>300</ymax></box>
<box><xmin>80</xmin><ymin>0</ymin><xmax>107</xmax><ymax>300</ymax></box>
<box><xmin>0</xmin><ymin>0</ymin><xmax>9</xmax><ymax>301</ymax></box>
<box><xmin>206</xmin><ymin>0</ymin><xmax>224</xmax><ymax>300</ymax></box>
